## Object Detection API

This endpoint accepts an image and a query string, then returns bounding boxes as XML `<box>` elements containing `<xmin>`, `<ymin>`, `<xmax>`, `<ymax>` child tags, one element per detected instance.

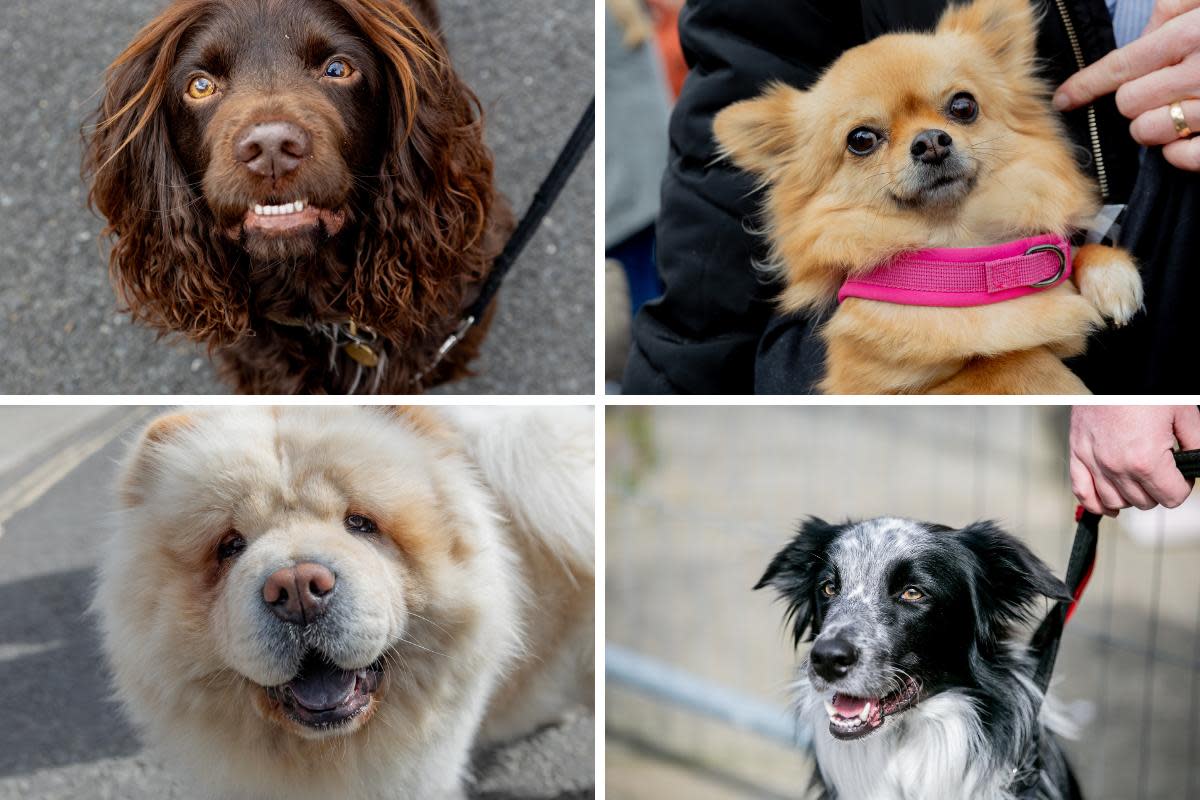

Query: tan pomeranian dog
<box><xmin>714</xmin><ymin>0</ymin><xmax>1143</xmax><ymax>394</ymax></box>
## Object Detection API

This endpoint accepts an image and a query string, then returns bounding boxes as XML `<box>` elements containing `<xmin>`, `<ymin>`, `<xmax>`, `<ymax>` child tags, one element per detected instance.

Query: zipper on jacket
<box><xmin>1052</xmin><ymin>0</ymin><xmax>1110</xmax><ymax>199</ymax></box>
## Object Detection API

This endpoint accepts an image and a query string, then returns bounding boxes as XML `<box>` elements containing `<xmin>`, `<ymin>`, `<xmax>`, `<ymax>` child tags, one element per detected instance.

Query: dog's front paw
<box><xmin>1074</xmin><ymin>244</ymin><xmax>1143</xmax><ymax>327</ymax></box>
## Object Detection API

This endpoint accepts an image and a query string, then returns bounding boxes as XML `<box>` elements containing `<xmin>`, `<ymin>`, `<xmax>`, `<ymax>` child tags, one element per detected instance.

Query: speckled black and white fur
<box><xmin>756</xmin><ymin>517</ymin><xmax>1083</xmax><ymax>800</ymax></box>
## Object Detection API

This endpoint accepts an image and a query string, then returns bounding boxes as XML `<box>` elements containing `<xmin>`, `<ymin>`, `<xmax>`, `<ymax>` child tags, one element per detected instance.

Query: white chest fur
<box><xmin>806</xmin><ymin>691</ymin><xmax>1014</xmax><ymax>800</ymax></box>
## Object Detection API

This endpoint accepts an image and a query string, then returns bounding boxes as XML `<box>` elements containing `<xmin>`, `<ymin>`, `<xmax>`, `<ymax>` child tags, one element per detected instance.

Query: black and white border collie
<box><xmin>756</xmin><ymin>517</ymin><xmax>1082</xmax><ymax>800</ymax></box>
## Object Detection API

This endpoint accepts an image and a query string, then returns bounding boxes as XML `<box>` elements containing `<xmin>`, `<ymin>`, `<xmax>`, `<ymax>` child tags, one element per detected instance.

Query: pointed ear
<box><xmin>713</xmin><ymin>82</ymin><xmax>810</xmax><ymax>178</ymax></box>
<box><xmin>936</xmin><ymin>0</ymin><xmax>1039</xmax><ymax>75</ymax></box>
<box><xmin>756</xmin><ymin>516</ymin><xmax>842</xmax><ymax>646</ymax></box>
<box><xmin>119</xmin><ymin>412</ymin><xmax>198</xmax><ymax>508</ymax></box>
<box><xmin>956</xmin><ymin>521</ymin><xmax>1070</xmax><ymax>648</ymax></box>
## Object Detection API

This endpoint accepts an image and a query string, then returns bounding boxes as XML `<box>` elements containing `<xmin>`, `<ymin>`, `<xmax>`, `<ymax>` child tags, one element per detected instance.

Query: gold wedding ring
<box><xmin>1169</xmin><ymin>101</ymin><xmax>1193</xmax><ymax>139</ymax></box>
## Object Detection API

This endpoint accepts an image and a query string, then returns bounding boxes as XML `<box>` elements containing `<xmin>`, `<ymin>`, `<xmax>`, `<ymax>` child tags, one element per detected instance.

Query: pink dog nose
<box><xmin>234</xmin><ymin>120</ymin><xmax>311</xmax><ymax>178</ymax></box>
<box><xmin>262</xmin><ymin>562</ymin><xmax>336</xmax><ymax>625</ymax></box>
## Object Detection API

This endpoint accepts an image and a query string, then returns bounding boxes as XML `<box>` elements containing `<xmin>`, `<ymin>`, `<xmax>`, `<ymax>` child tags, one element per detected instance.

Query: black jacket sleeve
<box><xmin>621</xmin><ymin>0</ymin><xmax>867</xmax><ymax>394</ymax></box>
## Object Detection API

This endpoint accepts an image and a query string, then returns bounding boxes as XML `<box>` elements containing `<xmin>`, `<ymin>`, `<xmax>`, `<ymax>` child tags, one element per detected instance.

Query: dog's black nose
<box><xmin>910</xmin><ymin>129</ymin><xmax>953</xmax><ymax>165</ymax></box>
<box><xmin>262</xmin><ymin>562</ymin><xmax>336</xmax><ymax>625</ymax></box>
<box><xmin>234</xmin><ymin>121</ymin><xmax>312</xmax><ymax>179</ymax></box>
<box><xmin>810</xmin><ymin>636</ymin><xmax>859</xmax><ymax>681</ymax></box>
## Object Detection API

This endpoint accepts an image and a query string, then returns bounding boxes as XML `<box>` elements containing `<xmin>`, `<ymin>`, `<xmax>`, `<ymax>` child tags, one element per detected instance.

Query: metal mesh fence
<box><xmin>605</xmin><ymin>405</ymin><xmax>1200</xmax><ymax>800</ymax></box>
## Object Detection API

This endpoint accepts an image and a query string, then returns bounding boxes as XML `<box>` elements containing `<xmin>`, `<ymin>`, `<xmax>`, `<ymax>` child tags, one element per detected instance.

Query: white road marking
<box><xmin>0</xmin><ymin>640</ymin><xmax>64</xmax><ymax>663</ymax></box>
<box><xmin>0</xmin><ymin>408</ymin><xmax>147</xmax><ymax>537</ymax></box>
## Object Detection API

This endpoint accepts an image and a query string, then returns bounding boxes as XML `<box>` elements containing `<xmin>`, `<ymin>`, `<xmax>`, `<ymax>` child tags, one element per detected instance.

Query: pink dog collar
<box><xmin>837</xmin><ymin>233</ymin><xmax>1072</xmax><ymax>307</ymax></box>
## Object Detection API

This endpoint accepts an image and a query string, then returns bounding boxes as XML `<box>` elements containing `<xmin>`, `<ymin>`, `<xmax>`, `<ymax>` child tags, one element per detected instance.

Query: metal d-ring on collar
<box><xmin>1025</xmin><ymin>243</ymin><xmax>1068</xmax><ymax>287</ymax></box>
<box><xmin>410</xmin><ymin>315</ymin><xmax>477</xmax><ymax>386</ymax></box>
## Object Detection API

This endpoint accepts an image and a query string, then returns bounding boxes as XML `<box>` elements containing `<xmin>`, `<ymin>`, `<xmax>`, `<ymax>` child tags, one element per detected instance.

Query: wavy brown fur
<box><xmin>84</xmin><ymin>0</ymin><xmax>514</xmax><ymax>394</ymax></box>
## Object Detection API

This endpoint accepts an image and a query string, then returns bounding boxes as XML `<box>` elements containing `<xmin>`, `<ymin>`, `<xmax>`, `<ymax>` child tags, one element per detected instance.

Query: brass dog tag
<box><xmin>344</xmin><ymin>342</ymin><xmax>380</xmax><ymax>368</ymax></box>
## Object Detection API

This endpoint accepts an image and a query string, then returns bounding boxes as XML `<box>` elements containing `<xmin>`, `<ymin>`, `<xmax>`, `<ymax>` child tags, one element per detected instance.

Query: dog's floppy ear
<box><xmin>956</xmin><ymin>521</ymin><xmax>1071</xmax><ymax>649</ymax></box>
<box><xmin>936</xmin><ymin>0</ymin><xmax>1039</xmax><ymax>77</ymax></box>
<box><xmin>83</xmin><ymin>5</ymin><xmax>249</xmax><ymax>345</ymax></box>
<box><xmin>756</xmin><ymin>516</ymin><xmax>841</xmax><ymax>646</ymax></box>
<box><xmin>337</xmin><ymin>0</ymin><xmax>495</xmax><ymax>342</ymax></box>
<box><xmin>714</xmin><ymin>82</ymin><xmax>811</xmax><ymax>179</ymax></box>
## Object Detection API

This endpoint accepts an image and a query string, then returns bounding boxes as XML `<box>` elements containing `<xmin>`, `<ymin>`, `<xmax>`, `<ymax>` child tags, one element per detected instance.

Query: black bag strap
<box><xmin>1029</xmin><ymin>448</ymin><xmax>1200</xmax><ymax>694</ymax></box>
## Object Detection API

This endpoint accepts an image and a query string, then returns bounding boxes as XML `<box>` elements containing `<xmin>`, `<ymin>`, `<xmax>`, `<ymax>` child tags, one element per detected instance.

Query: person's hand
<box><xmin>1053</xmin><ymin>4</ymin><xmax>1200</xmax><ymax>171</ymax></box>
<box><xmin>1146</xmin><ymin>0</ymin><xmax>1200</xmax><ymax>33</ymax></box>
<box><xmin>1070</xmin><ymin>405</ymin><xmax>1200</xmax><ymax>516</ymax></box>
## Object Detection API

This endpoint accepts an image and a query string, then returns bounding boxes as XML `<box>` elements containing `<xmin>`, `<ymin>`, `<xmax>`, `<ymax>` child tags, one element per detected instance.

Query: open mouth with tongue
<box><xmin>822</xmin><ymin>676</ymin><xmax>922</xmax><ymax>740</ymax></box>
<box><xmin>265</xmin><ymin>651</ymin><xmax>381</xmax><ymax>731</ymax></box>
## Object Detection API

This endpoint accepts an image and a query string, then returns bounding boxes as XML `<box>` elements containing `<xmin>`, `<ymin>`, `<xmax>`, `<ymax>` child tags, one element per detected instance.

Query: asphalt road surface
<box><xmin>0</xmin><ymin>409</ymin><xmax>595</xmax><ymax>799</ymax></box>
<box><xmin>0</xmin><ymin>0</ymin><xmax>594</xmax><ymax>395</ymax></box>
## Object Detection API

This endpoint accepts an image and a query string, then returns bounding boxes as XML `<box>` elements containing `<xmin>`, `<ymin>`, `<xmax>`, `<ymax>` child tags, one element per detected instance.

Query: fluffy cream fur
<box><xmin>714</xmin><ymin>0</ymin><xmax>1143</xmax><ymax>394</ymax></box>
<box><xmin>95</xmin><ymin>406</ymin><xmax>594</xmax><ymax>800</ymax></box>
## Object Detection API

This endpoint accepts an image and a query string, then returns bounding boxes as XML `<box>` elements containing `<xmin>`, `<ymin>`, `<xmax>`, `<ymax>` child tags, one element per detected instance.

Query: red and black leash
<box><xmin>1029</xmin><ymin>449</ymin><xmax>1200</xmax><ymax>694</ymax></box>
<box><xmin>1013</xmin><ymin>450</ymin><xmax>1200</xmax><ymax>797</ymax></box>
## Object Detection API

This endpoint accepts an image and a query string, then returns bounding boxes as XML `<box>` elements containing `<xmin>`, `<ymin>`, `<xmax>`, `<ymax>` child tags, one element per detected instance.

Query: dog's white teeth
<box><xmin>253</xmin><ymin>201</ymin><xmax>308</xmax><ymax>216</ymax></box>
<box><xmin>824</xmin><ymin>701</ymin><xmax>838</xmax><ymax>718</ymax></box>
<box><xmin>859</xmin><ymin>702</ymin><xmax>872</xmax><ymax>721</ymax></box>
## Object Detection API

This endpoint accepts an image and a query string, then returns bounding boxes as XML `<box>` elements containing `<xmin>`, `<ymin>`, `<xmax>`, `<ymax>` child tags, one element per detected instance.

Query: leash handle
<box><xmin>1175</xmin><ymin>449</ymin><xmax>1200</xmax><ymax>479</ymax></box>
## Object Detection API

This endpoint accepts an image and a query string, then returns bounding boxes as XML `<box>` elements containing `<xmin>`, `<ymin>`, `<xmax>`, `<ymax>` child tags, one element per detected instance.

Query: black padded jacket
<box><xmin>622</xmin><ymin>0</ymin><xmax>1200</xmax><ymax>394</ymax></box>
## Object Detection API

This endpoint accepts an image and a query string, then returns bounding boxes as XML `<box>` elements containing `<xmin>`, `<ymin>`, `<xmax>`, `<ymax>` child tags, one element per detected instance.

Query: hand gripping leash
<box><xmin>1013</xmin><ymin>449</ymin><xmax>1200</xmax><ymax>796</ymax></box>
<box><xmin>1029</xmin><ymin>449</ymin><xmax>1200</xmax><ymax>694</ymax></box>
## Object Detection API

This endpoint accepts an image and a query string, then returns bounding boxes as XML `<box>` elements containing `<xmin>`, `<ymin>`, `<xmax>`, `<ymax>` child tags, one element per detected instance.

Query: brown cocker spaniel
<box><xmin>85</xmin><ymin>0</ymin><xmax>514</xmax><ymax>394</ymax></box>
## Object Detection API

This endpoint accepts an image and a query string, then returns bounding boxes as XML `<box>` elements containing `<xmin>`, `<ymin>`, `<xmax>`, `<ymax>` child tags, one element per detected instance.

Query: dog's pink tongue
<box><xmin>287</xmin><ymin>660</ymin><xmax>356</xmax><ymax>711</ymax></box>
<box><xmin>832</xmin><ymin>693</ymin><xmax>875</xmax><ymax>717</ymax></box>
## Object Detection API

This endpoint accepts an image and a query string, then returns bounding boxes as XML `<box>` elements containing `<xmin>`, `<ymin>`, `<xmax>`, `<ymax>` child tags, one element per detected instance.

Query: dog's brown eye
<box><xmin>187</xmin><ymin>75</ymin><xmax>217</xmax><ymax>100</ymax></box>
<box><xmin>846</xmin><ymin>127</ymin><xmax>881</xmax><ymax>156</ymax></box>
<box><xmin>947</xmin><ymin>92</ymin><xmax>978</xmax><ymax>123</ymax></box>
<box><xmin>217</xmin><ymin>530</ymin><xmax>246</xmax><ymax>562</ymax></box>
<box><xmin>323</xmin><ymin>59</ymin><xmax>352</xmax><ymax>79</ymax></box>
<box><xmin>821</xmin><ymin>581</ymin><xmax>837</xmax><ymax>598</ymax></box>
<box><xmin>899</xmin><ymin>587</ymin><xmax>925</xmax><ymax>602</ymax></box>
<box><xmin>344</xmin><ymin>514</ymin><xmax>378</xmax><ymax>534</ymax></box>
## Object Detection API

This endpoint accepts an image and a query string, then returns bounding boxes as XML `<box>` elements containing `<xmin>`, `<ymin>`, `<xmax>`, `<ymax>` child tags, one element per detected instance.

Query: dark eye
<box><xmin>187</xmin><ymin>75</ymin><xmax>216</xmax><ymax>100</ymax></box>
<box><xmin>899</xmin><ymin>587</ymin><xmax>925</xmax><ymax>602</ymax></box>
<box><xmin>947</xmin><ymin>92</ymin><xmax>979</xmax><ymax>123</ymax></box>
<box><xmin>344</xmin><ymin>514</ymin><xmax>378</xmax><ymax>534</ymax></box>
<box><xmin>217</xmin><ymin>530</ymin><xmax>246</xmax><ymax>562</ymax></box>
<box><xmin>323</xmin><ymin>59</ymin><xmax>352</xmax><ymax>79</ymax></box>
<box><xmin>846</xmin><ymin>127</ymin><xmax>882</xmax><ymax>156</ymax></box>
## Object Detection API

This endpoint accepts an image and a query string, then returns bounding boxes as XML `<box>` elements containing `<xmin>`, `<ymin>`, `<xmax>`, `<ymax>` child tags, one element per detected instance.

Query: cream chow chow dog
<box><xmin>95</xmin><ymin>406</ymin><xmax>594</xmax><ymax>799</ymax></box>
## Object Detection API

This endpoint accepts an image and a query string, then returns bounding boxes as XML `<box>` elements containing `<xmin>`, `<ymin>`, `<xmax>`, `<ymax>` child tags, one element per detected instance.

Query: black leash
<box><xmin>1013</xmin><ymin>449</ymin><xmax>1200</xmax><ymax>796</ymax></box>
<box><xmin>415</xmin><ymin>98</ymin><xmax>595</xmax><ymax>382</ymax></box>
